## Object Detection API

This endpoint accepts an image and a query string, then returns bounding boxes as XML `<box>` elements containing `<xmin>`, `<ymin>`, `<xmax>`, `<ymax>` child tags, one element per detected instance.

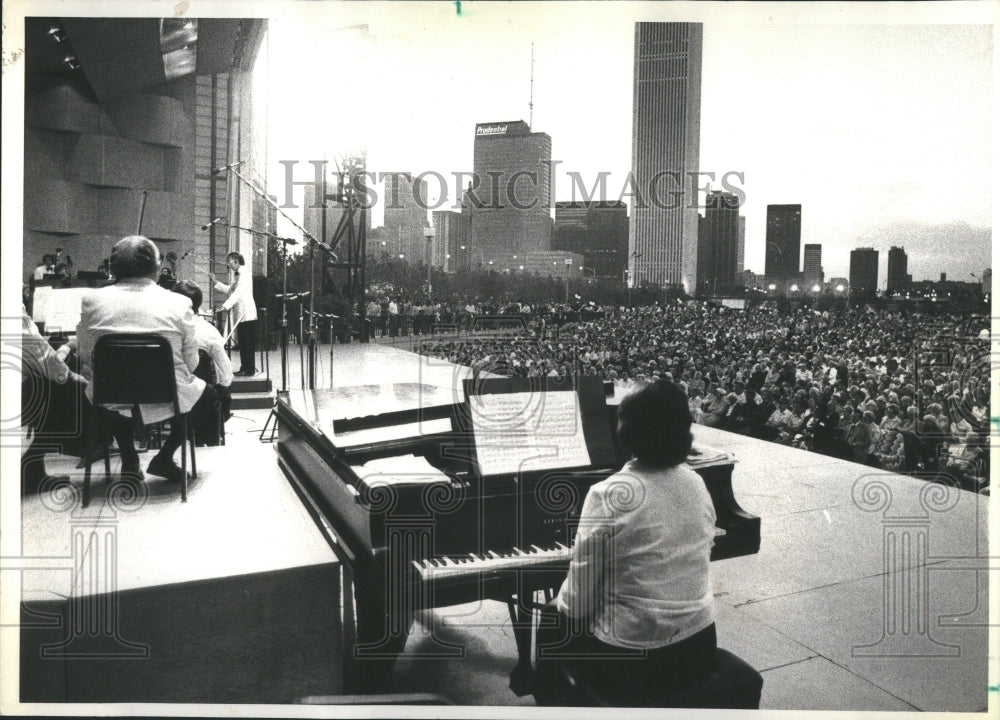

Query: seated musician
<box><xmin>54</xmin><ymin>247</ymin><xmax>74</xmax><ymax>278</ymax></box>
<box><xmin>32</xmin><ymin>254</ymin><xmax>56</xmax><ymax>281</ymax></box>
<box><xmin>19</xmin><ymin>304</ymin><xmax>94</xmax><ymax>494</ymax></box>
<box><xmin>171</xmin><ymin>280</ymin><xmax>234</xmax><ymax>431</ymax></box>
<box><xmin>76</xmin><ymin>236</ymin><xmax>217</xmax><ymax>484</ymax></box>
<box><xmin>540</xmin><ymin>380</ymin><xmax>717</xmax><ymax>701</ymax></box>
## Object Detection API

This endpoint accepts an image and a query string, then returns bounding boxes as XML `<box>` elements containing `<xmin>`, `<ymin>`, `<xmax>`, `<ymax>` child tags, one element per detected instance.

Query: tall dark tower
<box><xmin>697</xmin><ymin>190</ymin><xmax>740</xmax><ymax>293</ymax></box>
<box><xmin>764</xmin><ymin>204</ymin><xmax>802</xmax><ymax>281</ymax></box>
<box><xmin>887</xmin><ymin>246</ymin><xmax>909</xmax><ymax>293</ymax></box>
<box><xmin>803</xmin><ymin>243</ymin><xmax>824</xmax><ymax>286</ymax></box>
<box><xmin>850</xmin><ymin>247</ymin><xmax>879</xmax><ymax>297</ymax></box>
<box><xmin>629</xmin><ymin>22</ymin><xmax>702</xmax><ymax>291</ymax></box>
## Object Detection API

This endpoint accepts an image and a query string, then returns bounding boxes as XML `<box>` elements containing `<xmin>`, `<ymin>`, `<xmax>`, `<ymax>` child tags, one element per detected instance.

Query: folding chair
<box><xmin>83</xmin><ymin>333</ymin><xmax>197</xmax><ymax>507</ymax></box>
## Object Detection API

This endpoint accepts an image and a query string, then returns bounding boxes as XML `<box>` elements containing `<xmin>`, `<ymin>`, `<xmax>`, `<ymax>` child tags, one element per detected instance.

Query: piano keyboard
<box><xmin>414</xmin><ymin>543</ymin><xmax>572</xmax><ymax>580</ymax></box>
<box><xmin>413</xmin><ymin>526</ymin><xmax>728</xmax><ymax>581</ymax></box>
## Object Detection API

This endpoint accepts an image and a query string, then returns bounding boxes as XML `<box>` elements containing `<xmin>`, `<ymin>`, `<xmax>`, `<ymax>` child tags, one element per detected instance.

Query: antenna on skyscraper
<box><xmin>529</xmin><ymin>42</ymin><xmax>534</xmax><ymax>130</ymax></box>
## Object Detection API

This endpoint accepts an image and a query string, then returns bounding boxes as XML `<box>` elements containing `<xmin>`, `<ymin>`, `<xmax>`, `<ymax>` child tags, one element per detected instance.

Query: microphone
<box><xmin>201</xmin><ymin>216</ymin><xmax>225</xmax><ymax>230</ymax></box>
<box><xmin>211</xmin><ymin>160</ymin><xmax>247</xmax><ymax>176</ymax></box>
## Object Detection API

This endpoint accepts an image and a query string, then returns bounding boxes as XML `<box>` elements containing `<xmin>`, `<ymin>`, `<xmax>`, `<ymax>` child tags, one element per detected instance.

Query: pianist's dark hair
<box><xmin>617</xmin><ymin>379</ymin><xmax>693</xmax><ymax>468</ymax></box>
<box><xmin>171</xmin><ymin>280</ymin><xmax>203</xmax><ymax>313</ymax></box>
<box><xmin>110</xmin><ymin>235</ymin><xmax>159</xmax><ymax>280</ymax></box>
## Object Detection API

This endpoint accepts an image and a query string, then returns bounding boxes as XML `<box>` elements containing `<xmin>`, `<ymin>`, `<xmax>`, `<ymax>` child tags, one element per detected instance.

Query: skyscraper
<box><xmin>382</xmin><ymin>173</ymin><xmax>428</xmax><ymax>263</ymax></box>
<box><xmin>736</xmin><ymin>216</ymin><xmax>746</xmax><ymax>279</ymax></box>
<box><xmin>553</xmin><ymin>200</ymin><xmax>628</xmax><ymax>278</ymax></box>
<box><xmin>887</xmin><ymin>246</ymin><xmax>908</xmax><ymax>293</ymax></box>
<box><xmin>471</xmin><ymin>120</ymin><xmax>552</xmax><ymax>266</ymax></box>
<box><xmin>850</xmin><ymin>247</ymin><xmax>879</xmax><ymax>297</ymax></box>
<box><xmin>629</xmin><ymin>22</ymin><xmax>702</xmax><ymax>291</ymax></box>
<box><xmin>696</xmin><ymin>190</ymin><xmax>740</xmax><ymax>293</ymax></box>
<box><xmin>764</xmin><ymin>204</ymin><xmax>802</xmax><ymax>281</ymax></box>
<box><xmin>431</xmin><ymin>210</ymin><xmax>465</xmax><ymax>271</ymax></box>
<box><xmin>803</xmin><ymin>243</ymin><xmax>824</xmax><ymax>287</ymax></box>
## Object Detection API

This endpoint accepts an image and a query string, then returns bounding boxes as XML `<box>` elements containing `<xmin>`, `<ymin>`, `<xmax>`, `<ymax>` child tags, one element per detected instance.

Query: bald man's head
<box><xmin>110</xmin><ymin>235</ymin><xmax>159</xmax><ymax>280</ymax></box>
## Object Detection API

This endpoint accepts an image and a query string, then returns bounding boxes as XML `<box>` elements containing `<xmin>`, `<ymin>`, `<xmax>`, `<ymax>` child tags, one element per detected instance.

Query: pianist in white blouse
<box><xmin>548</xmin><ymin>379</ymin><xmax>718</xmax><ymax>698</ymax></box>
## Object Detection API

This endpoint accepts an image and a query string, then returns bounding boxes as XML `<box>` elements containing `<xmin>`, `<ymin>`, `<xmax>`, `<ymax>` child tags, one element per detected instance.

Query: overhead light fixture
<box><xmin>63</xmin><ymin>55</ymin><xmax>80</xmax><ymax>70</ymax></box>
<box><xmin>47</xmin><ymin>26</ymin><xmax>67</xmax><ymax>42</ymax></box>
<box><xmin>160</xmin><ymin>18</ymin><xmax>198</xmax><ymax>81</ymax></box>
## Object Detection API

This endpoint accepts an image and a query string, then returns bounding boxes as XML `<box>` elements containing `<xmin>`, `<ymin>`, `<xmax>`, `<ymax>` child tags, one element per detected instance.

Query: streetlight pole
<box><xmin>423</xmin><ymin>226</ymin><xmax>435</xmax><ymax>304</ymax></box>
<box><xmin>626</xmin><ymin>250</ymin><xmax>642</xmax><ymax>309</ymax></box>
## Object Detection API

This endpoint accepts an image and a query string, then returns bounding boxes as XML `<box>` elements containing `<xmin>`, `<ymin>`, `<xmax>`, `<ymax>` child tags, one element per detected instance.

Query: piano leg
<box><xmin>351</xmin><ymin>582</ymin><xmax>409</xmax><ymax>693</ymax></box>
<box><xmin>507</xmin><ymin>598</ymin><xmax>535</xmax><ymax>696</ymax></box>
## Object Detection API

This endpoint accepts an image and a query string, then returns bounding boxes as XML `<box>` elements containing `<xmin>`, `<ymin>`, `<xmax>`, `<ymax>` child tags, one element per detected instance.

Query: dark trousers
<box><xmin>106</xmin><ymin>386</ymin><xmax>218</xmax><ymax>468</ymax></box>
<box><xmin>537</xmin><ymin>605</ymin><xmax>717</xmax><ymax>700</ymax></box>
<box><xmin>236</xmin><ymin>320</ymin><xmax>257</xmax><ymax>373</ymax></box>
<box><xmin>21</xmin><ymin>374</ymin><xmax>93</xmax><ymax>488</ymax></box>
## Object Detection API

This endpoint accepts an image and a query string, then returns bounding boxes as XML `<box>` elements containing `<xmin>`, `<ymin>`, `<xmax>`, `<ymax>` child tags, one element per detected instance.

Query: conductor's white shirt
<box><xmin>214</xmin><ymin>269</ymin><xmax>258</xmax><ymax>325</ymax></box>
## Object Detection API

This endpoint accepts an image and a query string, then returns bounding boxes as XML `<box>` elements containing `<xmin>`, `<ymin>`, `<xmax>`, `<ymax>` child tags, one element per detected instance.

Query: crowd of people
<box><xmin>417</xmin><ymin>300</ymin><xmax>991</xmax><ymax>493</ymax></box>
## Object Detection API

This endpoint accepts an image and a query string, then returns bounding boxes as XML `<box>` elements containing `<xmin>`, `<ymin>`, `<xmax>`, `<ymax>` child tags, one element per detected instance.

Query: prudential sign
<box><xmin>475</xmin><ymin>124</ymin><xmax>509</xmax><ymax>136</ymax></box>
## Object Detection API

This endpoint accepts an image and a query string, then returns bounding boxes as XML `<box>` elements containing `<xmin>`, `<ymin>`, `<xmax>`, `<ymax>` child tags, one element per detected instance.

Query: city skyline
<box><xmin>5</xmin><ymin>2</ymin><xmax>982</xmax><ymax>285</ymax></box>
<box><xmin>260</xmin><ymin>2</ymin><xmax>992</xmax><ymax>285</ymax></box>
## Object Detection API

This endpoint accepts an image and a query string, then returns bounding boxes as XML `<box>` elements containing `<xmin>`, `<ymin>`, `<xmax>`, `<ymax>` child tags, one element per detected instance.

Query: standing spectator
<box><xmin>844</xmin><ymin>405</ymin><xmax>874</xmax><ymax>463</ymax></box>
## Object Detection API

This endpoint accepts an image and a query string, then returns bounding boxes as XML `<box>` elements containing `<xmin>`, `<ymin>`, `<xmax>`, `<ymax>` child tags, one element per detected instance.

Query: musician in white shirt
<box><xmin>32</xmin><ymin>254</ymin><xmax>56</xmax><ymax>281</ymax></box>
<box><xmin>210</xmin><ymin>252</ymin><xmax>258</xmax><ymax>376</ymax></box>
<box><xmin>77</xmin><ymin>236</ymin><xmax>216</xmax><ymax>484</ymax></box>
<box><xmin>172</xmin><ymin>280</ymin><xmax>234</xmax><ymax>429</ymax></box>
<box><xmin>542</xmin><ymin>380</ymin><xmax>718</xmax><ymax>701</ymax></box>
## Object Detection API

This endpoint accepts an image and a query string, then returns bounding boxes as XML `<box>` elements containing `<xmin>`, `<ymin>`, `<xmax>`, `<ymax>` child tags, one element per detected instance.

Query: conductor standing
<box><xmin>210</xmin><ymin>251</ymin><xmax>257</xmax><ymax>377</ymax></box>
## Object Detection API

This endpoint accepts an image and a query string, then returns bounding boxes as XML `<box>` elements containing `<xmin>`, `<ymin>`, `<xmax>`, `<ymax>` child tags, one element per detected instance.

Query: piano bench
<box><xmin>532</xmin><ymin>647</ymin><xmax>763</xmax><ymax>709</ymax></box>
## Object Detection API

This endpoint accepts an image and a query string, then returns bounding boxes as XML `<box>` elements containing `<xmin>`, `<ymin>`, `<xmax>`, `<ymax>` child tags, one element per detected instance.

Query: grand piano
<box><xmin>275</xmin><ymin>376</ymin><xmax>760</xmax><ymax>695</ymax></box>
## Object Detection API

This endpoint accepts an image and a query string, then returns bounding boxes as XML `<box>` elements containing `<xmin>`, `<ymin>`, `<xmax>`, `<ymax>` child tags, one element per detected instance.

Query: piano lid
<box><xmin>284</xmin><ymin>386</ymin><xmax>461</xmax><ymax>449</ymax></box>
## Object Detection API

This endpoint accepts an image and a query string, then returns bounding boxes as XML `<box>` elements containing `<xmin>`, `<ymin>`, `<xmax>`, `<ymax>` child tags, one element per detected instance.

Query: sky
<box><xmin>262</xmin><ymin>1</ymin><xmax>994</xmax><ymax>285</ymax></box>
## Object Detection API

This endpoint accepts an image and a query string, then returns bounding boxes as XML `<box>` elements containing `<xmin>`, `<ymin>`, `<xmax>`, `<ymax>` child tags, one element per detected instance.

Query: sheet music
<box><xmin>470</xmin><ymin>390</ymin><xmax>591</xmax><ymax>476</ymax></box>
<box><xmin>31</xmin><ymin>287</ymin><xmax>88</xmax><ymax>332</ymax></box>
<box><xmin>352</xmin><ymin>454</ymin><xmax>450</xmax><ymax>486</ymax></box>
<box><xmin>687</xmin><ymin>443</ymin><xmax>736</xmax><ymax>468</ymax></box>
<box><xmin>30</xmin><ymin>287</ymin><xmax>52</xmax><ymax>323</ymax></box>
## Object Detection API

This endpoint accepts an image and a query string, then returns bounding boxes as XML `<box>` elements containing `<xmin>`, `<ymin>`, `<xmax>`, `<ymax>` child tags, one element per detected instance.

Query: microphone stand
<box><xmin>222</xmin><ymin>164</ymin><xmax>340</xmax><ymax>392</ymax></box>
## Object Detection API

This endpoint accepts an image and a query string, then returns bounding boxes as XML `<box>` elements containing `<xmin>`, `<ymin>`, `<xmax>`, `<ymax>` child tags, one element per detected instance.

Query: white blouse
<box><xmin>555</xmin><ymin>459</ymin><xmax>717</xmax><ymax>649</ymax></box>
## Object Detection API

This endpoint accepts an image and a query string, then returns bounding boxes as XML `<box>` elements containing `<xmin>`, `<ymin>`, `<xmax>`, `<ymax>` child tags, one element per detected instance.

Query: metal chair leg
<box><xmin>189</xmin><ymin>415</ymin><xmax>198</xmax><ymax>479</ymax></box>
<box><xmin>180</xmin><ymin>416</ymin><xmax>188</xmax><ymax>502</ymax></box>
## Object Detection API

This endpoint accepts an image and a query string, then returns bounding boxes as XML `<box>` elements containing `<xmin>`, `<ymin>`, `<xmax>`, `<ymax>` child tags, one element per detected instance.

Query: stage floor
<box><xmin>10</xmin><ymin>342</ymin><xmax>994</xmax><ymax>713</ymax></box>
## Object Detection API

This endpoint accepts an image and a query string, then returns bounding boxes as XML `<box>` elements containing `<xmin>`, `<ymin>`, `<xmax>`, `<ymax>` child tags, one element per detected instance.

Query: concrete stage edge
<box><xmin>16</xmin><ymin>342</ymin><xmax>993</xmax><ymax>712</ymax></box>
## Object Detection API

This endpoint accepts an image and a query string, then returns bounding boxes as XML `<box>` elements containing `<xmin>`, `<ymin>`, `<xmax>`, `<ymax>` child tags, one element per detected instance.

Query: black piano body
<box><xmin>275</xmin><ymin>379</ymin><xmax>760</xmax><ymax>693</ymax></box>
